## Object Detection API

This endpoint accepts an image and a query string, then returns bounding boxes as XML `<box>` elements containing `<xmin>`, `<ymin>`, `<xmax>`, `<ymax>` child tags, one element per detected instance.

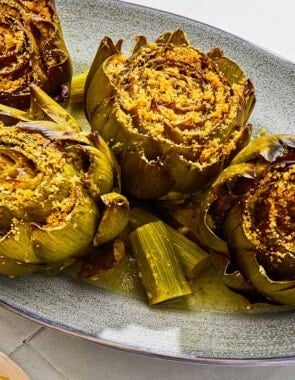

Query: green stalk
<box><xmin>129</xmin><ymin>220</ymin><xmax>192</xmax><ymax>305</ymax></box>
<box><xmin>70</xmin><ymin>70</ymin><xmax>88</xmax><ymax>105</ymax></box>
<box><xmin>129</xmin><ymin>207</ymin><xmax>209</xmax><ymax>279</ymax></box>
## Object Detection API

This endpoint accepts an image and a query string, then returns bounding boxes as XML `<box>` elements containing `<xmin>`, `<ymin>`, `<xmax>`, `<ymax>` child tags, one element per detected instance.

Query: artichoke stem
<box><xmin>70</xmin><ymin>70</ymin><xmax>89</xmax><ymax>105</ymax></box>
<box><xmin>129</xmin><ymin>220</ymin><xmax>192</xmax><ymax>305</ymax></box>
<box><xmin>129</xmin><ymin>207</ymin><xmax>210</xmax><ymax>280</ymax></box>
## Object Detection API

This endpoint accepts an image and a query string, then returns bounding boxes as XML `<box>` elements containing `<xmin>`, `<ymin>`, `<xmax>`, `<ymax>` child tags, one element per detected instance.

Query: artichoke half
<box><xmin>85</xmin><ymin>30</ymin><xmax>255</xmax><ymax>199</ymax></box>
<box><xmin>0</xmin><ymin>0</ymin><xmax>72</xmax><ymax>109</ymax></box>
<box><xmin>194</xmin><ymin>134</ymin><xmax>295</xmax><ymax>305</ymax></box>
<box><xmin>0</xmin><ymin>85</ymin><xmax>129</xmax><ymax>276</ymax></box>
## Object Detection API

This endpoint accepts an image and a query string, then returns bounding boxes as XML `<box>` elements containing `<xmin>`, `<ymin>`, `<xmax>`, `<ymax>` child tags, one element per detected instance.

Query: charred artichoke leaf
<box><xmin>78</xmin><ymin>236</ymin><xmax>126</xmax><ymax>280</ymax></box>
<box><xmin>85</xmin><ymin>29</ymin><xmax>255</xmax><ymax>199</ymax></box>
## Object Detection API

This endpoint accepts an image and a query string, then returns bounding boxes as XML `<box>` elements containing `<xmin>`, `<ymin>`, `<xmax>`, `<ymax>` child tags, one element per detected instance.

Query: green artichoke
<box><xmin>0</xmin><ymin>85</ymin><xmax>129</xmax><ymax>276</ymax></box>
<box><xmin>193</xmin><ymin>134</ymin><xmax>295</xmax><ymax>305</ymax></box>
<box><xmin>85</xmin><ymin>29</ymin><xmax>255</xmax><ymax>199</ymax></box>
<box><xmin>0</xmin><ymin>0</ymin><xmax>72</xmax><ymax>109</ymax></box>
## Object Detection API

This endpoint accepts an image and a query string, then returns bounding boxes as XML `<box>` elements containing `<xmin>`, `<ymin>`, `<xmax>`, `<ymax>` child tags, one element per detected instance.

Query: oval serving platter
<box><xmin>0</xmin><ymin>0</ymin><xmax>295</xmax><ymax>364</ymax></box>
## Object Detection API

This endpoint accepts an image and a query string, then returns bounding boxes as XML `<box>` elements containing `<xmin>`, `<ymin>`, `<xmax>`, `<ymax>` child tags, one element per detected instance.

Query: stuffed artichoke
<box><xmin>0</xmin><ymin>85</ymin><xmax>129</xmax><ymax>276</ymax></box>
<box><xmin>85</xmin><ymin>30</ymin><xmax>255</xmax><ymax>199</ymax></box>
<box><xmin>194</xmin><ymin>134</ymin><xmax>295</xmax><ymax>305</ymax></box>
<box><xmin>0</xmin><ymin>0</ymin><xmax>72</xmax><ymax>109</ymax></box>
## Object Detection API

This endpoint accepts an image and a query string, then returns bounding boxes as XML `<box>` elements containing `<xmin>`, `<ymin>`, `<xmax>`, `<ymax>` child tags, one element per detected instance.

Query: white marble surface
<box><xmin>0</xmin><ymin>0</ymin><xmax>295</xmax><ymax>379</ymax></box>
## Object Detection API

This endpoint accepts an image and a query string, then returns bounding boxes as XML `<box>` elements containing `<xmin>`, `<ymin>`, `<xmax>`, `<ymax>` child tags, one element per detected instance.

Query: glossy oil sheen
<box><xmin>0</xmin><ymin>0</ymin><xmax>295</xmax><ymax>363</ymax></box>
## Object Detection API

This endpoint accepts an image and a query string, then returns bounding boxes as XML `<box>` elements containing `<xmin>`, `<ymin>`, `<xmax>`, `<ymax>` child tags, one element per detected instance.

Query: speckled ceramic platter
<box><xmin>1</xmin><ymin>0</ymin><xmax>295</xmax><ymax>364</ymax></box>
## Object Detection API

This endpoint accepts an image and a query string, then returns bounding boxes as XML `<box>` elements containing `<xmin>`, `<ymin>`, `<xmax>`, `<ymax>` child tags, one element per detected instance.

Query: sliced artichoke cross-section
<box><xmin>85</xmin><ymin>30</ymin><xmax>255</xmax><ymax>199</ymax></box>
<box><xmin>0</xmin><ymin>86</ymin><xmax>129</xmax><ymax>276</ymax></box>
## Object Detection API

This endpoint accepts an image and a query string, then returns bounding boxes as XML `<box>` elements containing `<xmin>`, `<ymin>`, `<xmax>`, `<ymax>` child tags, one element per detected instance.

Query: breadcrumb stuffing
<box><xmin>105</xmin><ymin>43</ymin><xmax>247</xmax><ymax>167</ymax></box>
<box><xmin>242</xmin><ymin>162</ymin><xmax>295</xmax><ymax>261</ymax></box>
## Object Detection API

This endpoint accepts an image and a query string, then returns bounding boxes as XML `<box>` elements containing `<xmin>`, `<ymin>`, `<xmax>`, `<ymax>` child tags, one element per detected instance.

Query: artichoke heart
<box><xmin>0</xmin><ymin>0</ymin><xmax>72</xmax><ymax>109</ymax></box>
<box><xmin>0</xmin><ymin>85</ymin><xmax>129</xmax><ymax>276</ymax></box>
<box><xmin>194</xmin><ymin>134</ymin><xmax>295</xmax><ymax>306</ymax></box>
<box><xmin>85</xmin><ymin>29</ymin><xmax>255</xmax><ymax>199</ymax></box>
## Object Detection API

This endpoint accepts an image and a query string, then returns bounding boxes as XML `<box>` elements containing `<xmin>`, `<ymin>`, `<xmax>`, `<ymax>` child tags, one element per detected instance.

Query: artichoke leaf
<box><xmin>0</xmin><ymin>255</ymin><xmax>75</xmax><ymax>277</ymax></box>
<box><xmin>120</xmin><ymin>151</ymin><xmax>174</xmax><ymax>199</ymax></box>
<box><xmin>230</xmin><ymin>134</ymin><xmax>288</xmax><ymax>164</ymax></box>
<box><xmin>195</xmin><ymin>202</ymin><xmax>229</xmax><ymax>256</ymax></box>
<box><xmin>85</xmin><ymin>36</ymin><xmax>123</xmax><ymax>97</ymax></box>
<box><xmin>155</xmin><ymin>29</ymin><xmax>189</xmax><ymax>46</ymax></box>
<box><xmin>0</xmin><ymin>222</ymin><xmax>40</xmax><ymax>264</ymax></box>
<box><xmin>278</xmin><ymin>134</ymin><xmax>295</xmax><ymax>148</ymax></box>
<box><xmin>15</xmin><ymin>121</ymin><xmax>90</xmax><ymax>146</ymax></box>
<box><xmin>209</xmin><ymin>54</ymin><xmax>246</xmax><ymax>85</ymax></box>
<box><xmin>31</xmin><ymin>190</ymin><xmax>98</xmax><ymax>263</ymax></box>
<box><xmin>0</xmin><ymin>104</ymin><xmax>31</xmax><ymax>125</ymax></box>
<box><xmin>91</xmin><ymin>132</ymin><xmax>121</xmax><ymax>191</ymax></box>
<box><xmin>164</xmin><ymin>151</ymin><xmax>224</xmax><ymax>194</ymax></box>
<box><xmin>94</xmin><ymin>192</ymin><xmax>129</xmax><ymax>246</ymax></box>
<box><xmin>0</xmin><ymin>84</ymin><xmax>81</xmax><ymax>132</ymax></box>
<box><xmin>207</xmin><ymin>49</ymin><xmax>255</xmax><ymax>124</ymax></box>
<box><xmin>94</xmin><ymin>104</ymin><xmax>163</xmax><ymax>157</ymax></box>
<box><xmin>235</xmin><ymin>247</ymin><xmax>295</xmax><ymax>306</ymax></box>
<box><xmin>159</xmin><ymin>163</ymin><xmax>257</xmax><ymax>256</ymax></box>
<box><xmin>223</xmin><ymin>265</ymin><xmax>257</xmax><ymax>295</ymax></box>
<box><xmin>81</xmin><ymin>145</ymin><xmax>114</xmax><ymax>199</ymax></box>
<box><xmin>85</xmin><ymin>53</ymin><xmax>121</xmax><ymax>119</ymax></box>
<box><xmin>182</xmin><ymin>163</ymin><xmax>256</xmax><ymax>255</ymax></box>
<box><xmin>132</xmin><ymin>36</ymin><xmax>148</xmax><ymax>55</ymax></box>
<box><xmin>30</xmin><ymin>84</ymin><xmax>81</xmax><ymax>132</ymax></box>
<box><xmin>211</xmin><ymin>162</ymin><xmax>257</xmax><ymax>190</ymax></box>
<box><xmin>222</xmin><ymin>206</ymin><xmax>255</xmax><ymax>250</ymax></box>
<box><xmin>94</xmin><ymin>133</ymin><xmax>118</xmax><ymax>174</ymax></box>
<box><xmin>156</xmin><ymin>197</ymin><xmax>229</xmax><ymax>255</ymax></box>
